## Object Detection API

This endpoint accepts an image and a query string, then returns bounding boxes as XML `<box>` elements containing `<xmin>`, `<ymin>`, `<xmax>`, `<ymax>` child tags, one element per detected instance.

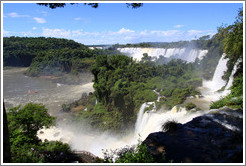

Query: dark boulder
<box><xmin>143</xmin><ymin>108</ymin><xmax>243</xmax><ymax>163</ymax></box>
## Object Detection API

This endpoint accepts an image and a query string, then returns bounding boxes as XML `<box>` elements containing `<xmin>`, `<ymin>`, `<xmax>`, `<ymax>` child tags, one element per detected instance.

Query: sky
<box><xmin>2</xmin><ymin>2</ymin><xmax>244</xmax><ymax>45</ymax></box>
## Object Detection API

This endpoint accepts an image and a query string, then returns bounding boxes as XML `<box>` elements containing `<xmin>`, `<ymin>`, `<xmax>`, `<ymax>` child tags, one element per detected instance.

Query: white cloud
<box><xmin>3</xmin><ymin>29</ymin><xmax>10</xmax><ymax>36</ymax></box>
<box><xmin>12</xmin><ymin>27</ymin><xmax>215</xmax><ymax>45</ymax></box>
<box><xmin>74</xmin><ymin>17</ymin><xmax>82</xmax><ymax>21</ymax></box>
<box><xmin>3</xmin><ymin>29</ymin><xmax>38</xmax><ymax>37</ymax></box>
<box><xmin>40</xmin><ymin>11</ymin><xmax>48</xmax><ymax>16</ymax></box>
<box><xmin>150</xmin><ymin>30</ymin><xmax>181</xmax><ymax>36</ymax></box>
<box><xmin>33</xmin><ymin>17</ymin><xmax>46</xmax><ymax>23</ymax></box>
<box><xmin>32</xmin><ymin>27</ymin><xmax>37</xmax><ymax>30</ymax></box>
<box><xmin>187</xmin><ymin>30</ymin><xmax>203</xmax><ymax>36</ymax></box>
<box><xmin>174</xmin><ymin>25</ymin><xmax>185</xmax><ymax>28</ymax></box>
<box><xmin>72</xmin><ymin>29</ymin><xmax>83</xmax><ymax>35</ymax></box>
<box><xmin>117</xmin><ymin>28</ymin><xmax>135</xmax><ymax>34</ymax></box>
<box><xmin>74</xmin><ymin>17</ymin><xmax>89</xmax><ymax>24</ymax></box>
<box><xmin>7</xmin><ymin>12</ymin><xmax>29</xmax><ymax>18</ymax></box>
<box><xmin>42</xmin><ymin>28</ymin><xmax>71</xmax><ymax>38</ymax></box>
<box><xmin>187</xmin><ymin>30</ymin><xmax>214</xmax><ymax>37</ymax></box>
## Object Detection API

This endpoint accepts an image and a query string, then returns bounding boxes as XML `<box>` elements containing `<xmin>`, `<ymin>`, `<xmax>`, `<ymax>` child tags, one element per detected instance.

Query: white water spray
<box><xmin>223</xmin><ymin>58</ymin><xmax>242</xmax><ymax>95</ymax></box>
<box><xmin>203</xmin><ymin>53</ymin><xmax>229</xmax><ymax>93</ymax></box>
<box><xmin>135</xmin><ymin>103</ymin><xmax>147</xmax><ymax>135</ymax></box>
<box><xmin>133</xmin><ymin>105</ymin><xmax>205</xmax><ymax>140</ymax></box>
<box><xmin>117</xmin><ymin>47</ymin><xmax>208</xmax><ymax>63</ymax></box>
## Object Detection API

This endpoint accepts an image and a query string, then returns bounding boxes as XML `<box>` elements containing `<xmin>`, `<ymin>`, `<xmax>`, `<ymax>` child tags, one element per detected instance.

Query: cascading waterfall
<box><xmin>202</xmin><ymin>53</ymin><xmax>241</xmax><ymax>101</ymax></box>
<box><xmin>203</xmin><ymin>53</ymin><xmax>229</xmax><ymax>92</ymax></box>
<box><xmin>117</xmin><ymin>47</ymin><xmax>208</xmax><ymax>63</ymax></box>
<box><xmin>133</xmin><ymin>104</ymin><xmax>205</xmax><ymax>140</ymax></box>
<box><xmin>135</xmin><ymin>103</ymin><xmax>147</xmax><ymax>135</ymax></box>
<box><xmin>223</xmin><ymin>58</ymin><xmax>242</xmax><ymax>95</ymax></box>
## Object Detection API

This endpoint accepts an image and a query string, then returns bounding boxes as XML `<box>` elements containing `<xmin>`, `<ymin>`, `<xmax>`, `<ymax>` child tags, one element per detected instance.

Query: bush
<box><xmin>162</xmin><ymin>120</ymin><xmax>179</xmax><ymax>132</ymax></box>
<box><xmin>103</xmin><ymin>140</ymin><xmax>155</xmax><ymax>163</ymax></box>
<box><xmin>185</xmin><ymin>103</ymin><xmax>196</xmax><ymax>110</ymax></box>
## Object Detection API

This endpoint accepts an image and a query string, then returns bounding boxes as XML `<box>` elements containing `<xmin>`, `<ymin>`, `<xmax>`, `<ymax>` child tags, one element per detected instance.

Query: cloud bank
<box><xmin>3</xmin><ymin>27</ymin><xmax>215</xmax><ymax>45</ymax></box>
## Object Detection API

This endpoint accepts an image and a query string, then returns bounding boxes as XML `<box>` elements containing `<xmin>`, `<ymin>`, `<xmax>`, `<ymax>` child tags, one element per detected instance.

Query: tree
<box><xmin>37</xmin><ymin>3</ymin><xmax>143</xmax><ymax>9</ymax></box>
<box><xmin>141</xmin><ymin>53</ymin><xmax>151</xmax><ymax>62</ymax></box>
<box><xmin>8</xmin><ymin>103</ymin><xmax>55</xmax><ymax>138</ymax></box>
<box><xmin>223</xmin><ymin>8</ymin><xmax>243</xmax><ymax>61</ymax></box>
<box><xmin>3</xmin><ymin>102</ymin><xmax>11</xmax><ymax>163</ymax></box>
<box><xmin>6</xmin><ymin>103</ymin><xmax>72</xmax><ymax>163</ymax></box>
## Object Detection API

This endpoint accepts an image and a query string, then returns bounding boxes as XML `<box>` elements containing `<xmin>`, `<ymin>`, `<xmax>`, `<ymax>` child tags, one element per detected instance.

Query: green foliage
<box><xmin>210</xmin><ymin>95</ymin><xmax>243</xmax><ymax>109</ymax></box>
<box><xmin>3</xmin><ymin>37</ymin><xmax>110</xmax><ymax>76</ymax></box>
<box><xmin>7</xmin><ymin>103</ymin><xmax>72</xmax><ymax>163</ymax></box>
<box><xmin>8</xmin><ymin>103</ymin><xmax>55</xmax><ymax>138</ymax></box>
<box><xmin>39</xmin><ymin>141</ymin><xmax>72</xmax><ymax>163</ymax></box>
<box><xmin>185</xmin><ymin>102</ymin><xmax>196</xmax><ymax>110</ymax></box>
<box><xmin>61</xmin><ymin>104</ymin><xmax>70</xmax><ymax>112</ymax></box>
<box><xmin>3</xmin><ymin>37</ymin><xmax>84</xmax><ymax>67</ymax></box>
<box><xmin>37</xmin><ymin>3</ymin><xmax>143</xmax><ymax>9</ymax></box>
<box><xmin>210</xmin><ymin>73</ymin><xmax>243</xmax><ymax>109</ymax></box>
<box><xmin>223</xmin><ymin>8</ymin><xmax>243</xmax><ymax>62</ymax></box>
<box><xmin>103</xmin><ymin>140</ymin><xmax>155</xmax><ymax>163</ymax></box>
<box><xmin>162</xmin><ymin>120</ymin><xmax>179</xmax><ymax>132</ymax></box>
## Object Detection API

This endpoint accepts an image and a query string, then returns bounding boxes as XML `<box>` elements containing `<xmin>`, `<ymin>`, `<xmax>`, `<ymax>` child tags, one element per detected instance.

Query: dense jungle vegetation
<box><xmin>3</xmin><ymin>37</ymin><xmax>119</xmax><ymax>76</ymax></box>
<box><xmin>66</xmin><ymin>55</ymin><xmax>202</xmax><ymax>132</ymax></box>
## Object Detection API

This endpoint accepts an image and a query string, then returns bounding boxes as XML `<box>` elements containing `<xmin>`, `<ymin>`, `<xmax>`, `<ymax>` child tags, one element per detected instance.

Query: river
<box><xmin>3</xmin><ymin>67</ymin><xmax>94</xmax><ymax>117</ymax></box>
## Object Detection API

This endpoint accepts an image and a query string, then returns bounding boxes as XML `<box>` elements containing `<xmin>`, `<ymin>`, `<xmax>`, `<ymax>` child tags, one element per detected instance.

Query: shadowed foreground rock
<box><xmin>143</xmin><ymin>107</ymin><xmax>243</xmax><ymax>163</ymax></box>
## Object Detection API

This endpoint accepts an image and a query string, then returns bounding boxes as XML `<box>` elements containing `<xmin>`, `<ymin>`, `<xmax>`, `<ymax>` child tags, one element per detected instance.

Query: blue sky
<box><xmin>2</xmin><ymin>2</ymin><xmax>243</xmax><ymax>45</ymax></box>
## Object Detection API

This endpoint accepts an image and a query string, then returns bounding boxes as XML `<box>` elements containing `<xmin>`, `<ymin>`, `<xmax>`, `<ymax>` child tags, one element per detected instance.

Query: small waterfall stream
<box><xmin>135</xmin><ymin>103</ymin><xmax>147</xmax><ymax>135</ymax></box>
<box><xmin>202</xmin><ymin>53</ymin><xmax>229</xmax><ymax>92</ymax></box>
<box><xmin>223</xmin><ymin>58</ymin><xmax>242</xmax><ymax>95</ymax></box>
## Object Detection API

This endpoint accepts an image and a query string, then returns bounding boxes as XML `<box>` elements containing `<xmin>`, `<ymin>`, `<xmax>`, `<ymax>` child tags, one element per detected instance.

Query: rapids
<box><xmin>3</xmin><ymin>67</ymin><xmax>94</xmax><ymax>117</ymax></box>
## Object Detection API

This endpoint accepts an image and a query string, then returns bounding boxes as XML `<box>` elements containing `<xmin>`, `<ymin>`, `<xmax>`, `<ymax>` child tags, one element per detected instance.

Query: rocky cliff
<box><xmin>143</xmin><ymin>107</ymin><xmax>243</xmax><ymax>163</ymax></box>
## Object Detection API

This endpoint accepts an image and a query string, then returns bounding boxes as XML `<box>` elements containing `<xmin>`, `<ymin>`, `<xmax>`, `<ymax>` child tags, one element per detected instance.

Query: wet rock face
<box><xmin>143</xmin><ymin>108</ymin><xmax>243</xmax><ymax>163</ymax></box>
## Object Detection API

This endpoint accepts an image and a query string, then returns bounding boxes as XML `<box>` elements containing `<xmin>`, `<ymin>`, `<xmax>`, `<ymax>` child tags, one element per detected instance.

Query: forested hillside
<box><xmin>4</xmin><ymin>37</ymin><xmax>85</xmax><ymax>66</ymax></box>
<box><xmin>3</xmin><ymin>37</ymin><xmax>122</xmax><ymax>77</ymax></box>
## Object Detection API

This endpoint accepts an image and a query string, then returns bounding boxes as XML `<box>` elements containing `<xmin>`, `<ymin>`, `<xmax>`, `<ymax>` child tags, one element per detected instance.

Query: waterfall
<box><xmin>221</xmin><ymin>58</ymin><xmax>242</xmax><ymax>96</ymax></box>
<box><xmin>133</xmin><ymin>105</ymin><xmax>204</xmax><ymax>140</ymax></box>
<box><xmin>117</xmin><ymin>47</ymin><xmax>208</xmax><ymax>63</ymax></box>
<box><xmin>135</xmin><ymin>103</ymin><xmax>147</xmax><ymax>135</ymax></box>
<box><xmin>225</xmin><ymin>58</ymin><xmax>242</xmax><ymax>90</ymax></box>
<box><xmin>203</xmin><ymin>53</ymin><xmax>229</xmax><ymax>92</ymax></box>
